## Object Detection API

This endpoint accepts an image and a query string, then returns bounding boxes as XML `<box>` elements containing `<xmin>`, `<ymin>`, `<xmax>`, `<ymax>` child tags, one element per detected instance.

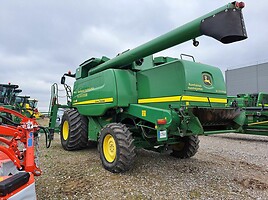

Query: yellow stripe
<box><xmin>258</xmin><ymin>103</ymin><xmax>268</xmax><ymax>106</ymax></box>
<box><xmin>138</xmin><ymin>96</ymin><xmax>181</xmax><ymax>104</ymax></box>
<box><xmin>181</xmin><ymin>96</ymin><xmax>208</xmax><ymax>102</ymax></box>
<box><xmin>210</xmin><ymin>97</ymin><xmax>227</xmax><ymax>103</ymax></box>
<box><xmin>138</xmin><ymin>95</ymin><xmax>227</xmax><ymax>104</ymax></box>
<box><xmin>248</xmin><ymin>120</ymin><xmax>268</xmax><ymax>126</ymax></box>
<box><xmin>73</xmin><ymin>97</ymin><xmax>113</xmax><ymax>105</ymax></box>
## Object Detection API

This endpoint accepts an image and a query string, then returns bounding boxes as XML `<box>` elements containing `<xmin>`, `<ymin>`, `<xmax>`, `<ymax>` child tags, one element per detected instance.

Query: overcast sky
<box><xmin>0</xmin><ymin>1</ymin><xmax>267</xmax><ymax>111</ymax></box>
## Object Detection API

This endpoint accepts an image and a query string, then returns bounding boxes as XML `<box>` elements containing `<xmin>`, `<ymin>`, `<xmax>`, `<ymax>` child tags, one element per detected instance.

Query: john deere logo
<box><xmin>202</xmin><ymin>73</ymin><xmax>212</xmax><ymax>86</ymax></box>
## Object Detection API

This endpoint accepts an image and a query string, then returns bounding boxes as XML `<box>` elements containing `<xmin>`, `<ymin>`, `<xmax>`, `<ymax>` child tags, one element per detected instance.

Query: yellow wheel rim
<box><xmin>103</xmin><ymin>134</ymin><xmax>117</xmax><ymax>163</ymax></box>
<box><xmin>62</xmin><ymin>121</ymin><xmax>69</xmax><ymax>141</ymax></box>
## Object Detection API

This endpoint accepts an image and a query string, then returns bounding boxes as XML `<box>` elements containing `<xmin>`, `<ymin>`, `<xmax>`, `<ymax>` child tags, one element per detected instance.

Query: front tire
<box><xmin>170</xmin><ymin>135</ymin><xmax>199</xmax><ymax>158</ymax></box>
<box><xmin>98</xmin><ymin>123</ymin><xmax>136</xmax><ymax>173</ymax></box>
<box><xmin>60</xmin><ymin>109</ymin><xmax>88</xmax><ymax>150</ymax></box>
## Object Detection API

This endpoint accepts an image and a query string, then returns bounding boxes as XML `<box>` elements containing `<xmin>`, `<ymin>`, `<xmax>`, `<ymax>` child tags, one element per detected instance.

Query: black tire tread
<box><xmin>99</xmin><ymin>123</ymin><xmax>136</xmax><ymax>173</ymax></box>
<box><xmin>61</xmin><ymin>109</ymin><xmax>88</xmax><ymax>151</ymax></box>
<box><xmin>171</xmin><ymin>135</ymin><xmax>199</xmax><ymax>159</ymax></box>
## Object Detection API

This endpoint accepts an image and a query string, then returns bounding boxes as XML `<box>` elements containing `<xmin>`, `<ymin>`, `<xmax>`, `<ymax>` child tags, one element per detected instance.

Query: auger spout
<box><xmin>88</xmin><ymin>1</ymin><xmax>247</xmax><ymax>75</ymax></box>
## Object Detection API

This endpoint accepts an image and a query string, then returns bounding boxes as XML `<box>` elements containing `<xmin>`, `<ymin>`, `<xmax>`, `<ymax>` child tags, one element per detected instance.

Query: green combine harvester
<box><xmin>228</xmin><ymin>93</ymin><xmax>268</xmax><ymax>136</ymax></box>
<box><xmin>0</xmin><ymin>83</ymin><xmax>22</xmax><ymax>124</ymax></box>
<box><xmin>0</xmin><ymin>83</ymin><xmax>21</xmax><ymax>109</ymax></box>
<box><xmin>49</xmin><ymin>2</ymin><xmax>247</xmax><ymax>173</ymax></box>
<box><xmin>15</xmin><ymin>96</ymin><xmax>42</xmax><ymax>119</ymax></box>
<box><xmin>0</xmin><ymin>83</ymin><xmax>42</xmax><ymax>121</ymax></box>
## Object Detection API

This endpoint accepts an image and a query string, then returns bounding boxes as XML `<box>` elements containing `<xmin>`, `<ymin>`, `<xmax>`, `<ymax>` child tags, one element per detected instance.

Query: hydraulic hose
<box><xmin>38</xmin><ymin>126</ymin><xmax>52</xmax><ymax>148</ymax></box>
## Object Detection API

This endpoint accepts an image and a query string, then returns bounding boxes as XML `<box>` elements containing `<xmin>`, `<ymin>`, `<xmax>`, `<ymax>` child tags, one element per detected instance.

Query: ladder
<box><xmin>48</xmin><ymin>83</ymin><xmax>72</xmax><ymax>133</ymax></box>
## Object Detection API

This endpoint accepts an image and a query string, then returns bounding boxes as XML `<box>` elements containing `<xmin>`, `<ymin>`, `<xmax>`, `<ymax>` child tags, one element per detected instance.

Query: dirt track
<box><xmin>36</xmin><ymin>132</ymin><xmax>268</xmax><ymax>199</ymax></box>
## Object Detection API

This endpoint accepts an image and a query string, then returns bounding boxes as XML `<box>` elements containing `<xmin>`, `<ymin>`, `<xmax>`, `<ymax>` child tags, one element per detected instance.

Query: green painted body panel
<box><xmin>137</xmin><ymin>60</ymin><xmax>227</xmax><ymax>108</ymax></box>
<box><xmin>114</xmin><ymin>70</ymin><xmax>137</xmax><ymax>106</ymax></box>
<box><xmin>88</xmin><ymin>117</ymin><xmax>102</xmax><ymax>141</ymax></box>
<box><xmin>127</xmin><ymin>104</ymin><xmax>173</xmax><ymax>125</ymax></box>
<box><xmin>72</xmin><ymin>69</ymin><xmax>137</xmax><ymax>116</ymax></box>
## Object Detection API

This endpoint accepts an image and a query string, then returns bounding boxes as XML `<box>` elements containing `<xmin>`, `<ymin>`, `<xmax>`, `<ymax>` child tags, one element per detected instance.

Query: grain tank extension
<box><xmin>49</xmin><ymin>2</ymin><xmax>247</xmax><ymax>173</ymax></box>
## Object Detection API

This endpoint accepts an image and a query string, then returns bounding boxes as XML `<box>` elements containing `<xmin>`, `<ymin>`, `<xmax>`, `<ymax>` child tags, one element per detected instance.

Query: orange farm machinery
<box><xmin>0</xmin><ymin>107</ymin><xmax>51</xmax><ymax>199</ymax></box>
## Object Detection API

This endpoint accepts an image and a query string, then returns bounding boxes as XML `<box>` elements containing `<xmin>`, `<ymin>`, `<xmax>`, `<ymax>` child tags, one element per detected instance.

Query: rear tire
<box><xmin>170</xmin><ymin>135</ymin><xmax>199</xmax><ymax>158</ymax></box>
<box><xmin>98</xmin><ymin>123</ymin><xmax>136</xmax><ymax>173</ymax></box>
<box><xmin>60</xmin><ymin>109</ymin><xmax>88</xmax><ymax>150</ymax></box>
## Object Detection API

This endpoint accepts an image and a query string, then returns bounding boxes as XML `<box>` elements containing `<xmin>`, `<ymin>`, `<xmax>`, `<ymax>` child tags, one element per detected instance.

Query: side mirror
<box><xmin>61</xmin><ymin>76</ymin><xmax>65</xmax><ymax>84</ymax></box>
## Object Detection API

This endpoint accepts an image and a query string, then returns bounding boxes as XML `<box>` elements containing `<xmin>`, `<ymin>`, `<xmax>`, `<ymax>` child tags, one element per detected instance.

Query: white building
<box><xmin>225</xmin><ymin>62</ymin><xmax>268</xmax><ymax>96</ymax></box>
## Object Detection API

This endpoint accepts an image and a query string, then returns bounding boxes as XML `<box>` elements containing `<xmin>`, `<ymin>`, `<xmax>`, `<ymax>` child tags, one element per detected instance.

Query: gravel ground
<box><xmin>35</xmin><ymin>126</ymin><xmax>268</xmax><ymax>199</ymax></box>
